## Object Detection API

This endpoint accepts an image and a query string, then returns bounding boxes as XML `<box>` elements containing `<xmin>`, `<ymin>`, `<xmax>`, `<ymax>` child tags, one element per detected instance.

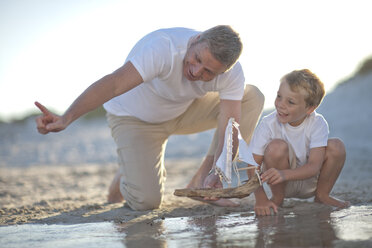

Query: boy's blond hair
<box><xmin>281</xmin><ymin>69</ymin><xmax>325</xmax><ymax>107</ymax></box>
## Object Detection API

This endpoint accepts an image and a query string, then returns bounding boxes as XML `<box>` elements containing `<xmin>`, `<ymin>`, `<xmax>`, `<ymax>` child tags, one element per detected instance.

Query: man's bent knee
<box><xmin>243</xmin><ymin>84</ymin><xmax>265</xmax><ymax>110</ymax></box>
<box><xmin>124</xmin><ymin>190</ymin><xmax>163</xmax><ymax>211</ymax></box>
<box><xmin>127</xmin><ymin>195</ymin><xmax>162</xmax><ymax>211</ymax></box>
<box><xmin>120</xmin><ymin>178</ymin><xmax>163</xmax><ymax>211</ymax></box>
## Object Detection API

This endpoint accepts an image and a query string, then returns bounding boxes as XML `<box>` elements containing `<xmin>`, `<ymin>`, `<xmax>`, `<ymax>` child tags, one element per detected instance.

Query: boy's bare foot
<box><xmin>314</xmin><ymin>195</ymin><xmax>350</xmax><ymax>208</ymax></box>
<box><xmin>270</xmin><ymin>197</ymin><xmax>284</xmax><ymax>207</ymax></box>
<box><xmin>107</xmin><ymin>171</ymin><xmax>124</xmax><ymax>203</ymax></box>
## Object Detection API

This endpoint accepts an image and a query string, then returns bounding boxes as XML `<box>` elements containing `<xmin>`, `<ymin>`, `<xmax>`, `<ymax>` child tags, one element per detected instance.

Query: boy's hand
<box><xmin>255</xmin><ymin>198</ymin><xmax>278</xmax><ymax>216</ymax></box>
<box><xmin>261</xmin><ymin>168</ymin><xmax>286</xmax><ymax>185</ymax></box>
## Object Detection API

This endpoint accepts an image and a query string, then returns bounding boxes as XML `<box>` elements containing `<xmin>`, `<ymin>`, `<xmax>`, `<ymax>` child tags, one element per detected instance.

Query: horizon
<box><xmin>1</xmin><ymin>0</ymin><xmax>372</xmax><ymax>121</ymax></box>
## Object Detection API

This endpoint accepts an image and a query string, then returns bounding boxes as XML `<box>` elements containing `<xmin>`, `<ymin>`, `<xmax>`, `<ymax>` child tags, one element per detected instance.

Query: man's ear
<box><xmin>187</xmin><ymin>35</ymin><xmax>200</xmax><ymax>48</ymax></box>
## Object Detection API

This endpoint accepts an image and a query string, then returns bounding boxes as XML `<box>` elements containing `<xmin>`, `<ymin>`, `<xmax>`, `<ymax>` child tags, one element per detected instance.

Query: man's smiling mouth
<box><xmin>188</xmin><ymin>69</ymin><xmax>198</xmax><ymax>81</ymax></box>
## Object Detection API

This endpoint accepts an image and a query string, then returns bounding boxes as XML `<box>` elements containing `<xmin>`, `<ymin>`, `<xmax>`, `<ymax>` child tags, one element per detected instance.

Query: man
<box><xmin>35</xmin><ymin>25</ymin><xmax>264</xmax><ymax>211</ymax></box>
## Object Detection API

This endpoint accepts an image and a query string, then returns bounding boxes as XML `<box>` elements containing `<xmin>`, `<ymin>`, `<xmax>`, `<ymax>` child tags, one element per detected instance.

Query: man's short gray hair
<box><xmin>197</xmin><ymin>25</ymin><xmax>243</xmax><ymax>70</ymax></box>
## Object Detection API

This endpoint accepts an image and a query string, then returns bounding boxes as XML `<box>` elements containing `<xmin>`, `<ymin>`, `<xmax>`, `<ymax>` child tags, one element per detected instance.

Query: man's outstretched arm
<box><xmin>35</xmin><ymin>61</ymin><xmax>143</xmax><ymax>134</ymax></box>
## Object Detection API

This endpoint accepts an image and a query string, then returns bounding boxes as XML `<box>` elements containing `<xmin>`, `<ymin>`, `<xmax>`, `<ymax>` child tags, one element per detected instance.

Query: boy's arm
<box><xmin>248</xmin><ymin>154</ymin><xmax>278</xmax><ymax>215</ymax></box>
<box><xmin>261</xmin><ymin>146</ymin><xmax>326</xmax><ymax>185</ymax></box>
<box><xmin>285</xmin><ymin>146</ymin><xmax>326</xmax><ymax>180</ymax></box>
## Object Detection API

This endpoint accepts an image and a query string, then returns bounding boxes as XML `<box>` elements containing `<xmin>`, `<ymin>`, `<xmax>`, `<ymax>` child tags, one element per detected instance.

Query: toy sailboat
<box><xmin>174</xmin><ymin>118</ymin><xmax>262</xmax><ymax>199</ymax></box>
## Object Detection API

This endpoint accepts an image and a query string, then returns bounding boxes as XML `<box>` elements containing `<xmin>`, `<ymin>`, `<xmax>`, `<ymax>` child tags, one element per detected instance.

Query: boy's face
<box><xmin>275</xmin><ymin>81</ymin><xmax>315</xmax><ymax>126</ymax></box>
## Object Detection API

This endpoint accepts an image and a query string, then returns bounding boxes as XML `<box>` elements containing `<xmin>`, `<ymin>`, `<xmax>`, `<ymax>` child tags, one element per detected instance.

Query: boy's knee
<box><xmin>265</xmin><ymin>139</ymin><xmax>289</xmax><ymax>159</ymax></box>
<box><xmin>327</xmin><ymin>138</ymin><xmax>346</xmax><ymax>159</ymax></box>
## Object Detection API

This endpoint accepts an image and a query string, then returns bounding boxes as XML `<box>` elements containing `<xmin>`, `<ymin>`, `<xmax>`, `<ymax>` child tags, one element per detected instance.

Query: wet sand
<box><xmin>1</xmin><ymin>157</ymin><xmax>372</xmax><ymax>247</ymax></box>
<box><xmin>0</xmin><ymin>159</ymin><xmax>204</xmax><ymax>226</ymax></box>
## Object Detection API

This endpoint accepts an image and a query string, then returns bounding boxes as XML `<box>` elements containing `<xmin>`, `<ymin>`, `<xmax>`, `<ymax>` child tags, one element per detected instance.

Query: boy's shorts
<box><xmin>263</xmin><ymin>142</ymin><xmax>319</xmax><ymax>199</ymax></box>
<box><xmin>284</xmin><ymin>143</ymin><xmax>319</xmax><ymax>199</ymax></box>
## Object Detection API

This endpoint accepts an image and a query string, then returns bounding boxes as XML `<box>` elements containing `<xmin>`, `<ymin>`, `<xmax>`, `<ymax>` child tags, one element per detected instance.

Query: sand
<box><xmin>1</xmin><ymin>73</ymin><xmax>372</xmax><ymax>246</ymax></box>
<box><xmin>0</xmin><ymin>153</ymin><xmax>370</xmax><ymax>225</ymax></box>
<box><xmin>0</xmin><ymin>159</ymin><xmax>206</xmax><ymax>226</ymax></box>
<box><xmin>1</xmin><ymin>157</ymin><xmax>372</xmax><ymax>247</ymax></box>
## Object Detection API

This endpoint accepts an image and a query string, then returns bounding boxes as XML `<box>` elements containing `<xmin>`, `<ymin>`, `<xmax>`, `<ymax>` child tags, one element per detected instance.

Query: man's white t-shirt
<box><xmin>250</xmin><ymin>110</ymin><xmax>329</xmax><ymax>166</ymax></box>
<box><xmin>103</xmin><ymin>27</ymin><xmax>245</xmax><ymax>123</ymax></box>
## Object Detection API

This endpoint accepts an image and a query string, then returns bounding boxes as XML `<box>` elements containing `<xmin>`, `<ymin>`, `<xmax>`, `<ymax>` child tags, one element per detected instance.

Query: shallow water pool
<box><xmin>1</xmin><ymin>205</ymin><xmax>371</xmax><ymax>248</ymax></box>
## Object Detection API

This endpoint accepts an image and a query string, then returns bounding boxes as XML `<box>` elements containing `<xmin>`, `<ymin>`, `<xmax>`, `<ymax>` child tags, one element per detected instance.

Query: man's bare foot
<box><xmin>107</xmin><ymin>171</ymin><xmax>124</xmax><ymax>203</ymax></box>
<box><xmin>186</xmin><ymin>156</ymin><xmax>240</xmax><ymax>207</ymax></box>
<box><xmin>314</xmin><ymin>195</ymin><xmax>350</xmax><ymax>208</ymax></box>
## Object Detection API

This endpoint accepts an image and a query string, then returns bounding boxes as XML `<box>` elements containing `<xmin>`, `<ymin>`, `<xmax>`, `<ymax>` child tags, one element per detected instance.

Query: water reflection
<box><xmin>255</xmin><ymin>208</ymin><xmax>337</xmax><ymax>247</ymax></box>
<box><xmin>0</xmin><ymin>205</ymin><xmax>371</xmax><ymax>247</ymax></box>
<box><xmin>331</xmin><ymin>205</ymin><xmax>372</xmax><ymax>241</ymax></box>
<box><xmin>115</xmin><ymin>206</ymin><xmax>341</xmax><ymax>247</ymax></box>
<box><xmin>115</xmin><ymin>219</ymin><xmax>166</xmax><ymax>248</ymax></box>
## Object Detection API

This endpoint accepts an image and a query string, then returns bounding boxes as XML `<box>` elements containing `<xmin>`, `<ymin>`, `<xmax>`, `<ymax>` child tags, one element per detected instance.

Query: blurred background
<box><xmin>1</xmin><ymin>0</ymin><xmax>371</xmax><ymax>121</ymax></box>
<box><xmin>1</xmin><ymin>0</ymin><xmax>371</xmax><ymax>167</ymax></box>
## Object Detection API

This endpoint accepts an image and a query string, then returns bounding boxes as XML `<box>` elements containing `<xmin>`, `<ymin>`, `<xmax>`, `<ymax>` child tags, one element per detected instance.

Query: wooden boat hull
<box><xmin>174</xmin><ymin>174</ymin><xmax>260</xmax><ymax>199</ymax></box>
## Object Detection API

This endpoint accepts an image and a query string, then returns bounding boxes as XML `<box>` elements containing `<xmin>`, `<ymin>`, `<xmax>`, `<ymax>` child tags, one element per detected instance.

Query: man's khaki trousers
<box><xmin>106</xmin><ymin>84</ymin><xmax>264</xmax><ymax>210</ymax></box>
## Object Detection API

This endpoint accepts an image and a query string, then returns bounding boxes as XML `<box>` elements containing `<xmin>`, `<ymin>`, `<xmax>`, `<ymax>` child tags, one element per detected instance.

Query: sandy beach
<box><xmin>0</xmin><ymin>159</ymin><xmax>211</xmax><ymax>226</ymax></box>
<box><xmin>1</xmin><ymin>73</ymin><xmax>372</xmax><ymax>247</ymax></box>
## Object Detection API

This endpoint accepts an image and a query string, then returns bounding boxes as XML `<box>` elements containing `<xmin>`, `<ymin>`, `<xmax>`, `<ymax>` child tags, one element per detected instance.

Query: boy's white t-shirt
<box><xmin>250</xmin><ymin>110</ymin><xmax>329</xmax><ymax>166</ymax></box>
<box><xmin>103</xmin><ymin>27</ymin><xmax>245</xmax><ymax>123</ymax></box>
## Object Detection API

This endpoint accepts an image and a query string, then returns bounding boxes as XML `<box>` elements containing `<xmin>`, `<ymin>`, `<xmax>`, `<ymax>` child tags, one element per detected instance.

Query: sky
<box><xmin>1</xmin><ymin>0</ymin><xmax>371</xmax><ymax>121</ymax></box>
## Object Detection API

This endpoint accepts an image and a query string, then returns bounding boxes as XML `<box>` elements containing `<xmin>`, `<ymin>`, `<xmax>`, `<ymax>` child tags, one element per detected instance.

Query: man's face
<box><xmin>183</xmin><ymin>40</ymin><xmax>227</xmax><ymax>82</ymax></box>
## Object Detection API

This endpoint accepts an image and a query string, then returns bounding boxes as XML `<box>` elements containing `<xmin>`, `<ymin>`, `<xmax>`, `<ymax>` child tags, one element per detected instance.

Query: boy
<box><xmin>248</xmin><ymin>69</ymin><xmax>349</xmax><ymax>216</ymax></box>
